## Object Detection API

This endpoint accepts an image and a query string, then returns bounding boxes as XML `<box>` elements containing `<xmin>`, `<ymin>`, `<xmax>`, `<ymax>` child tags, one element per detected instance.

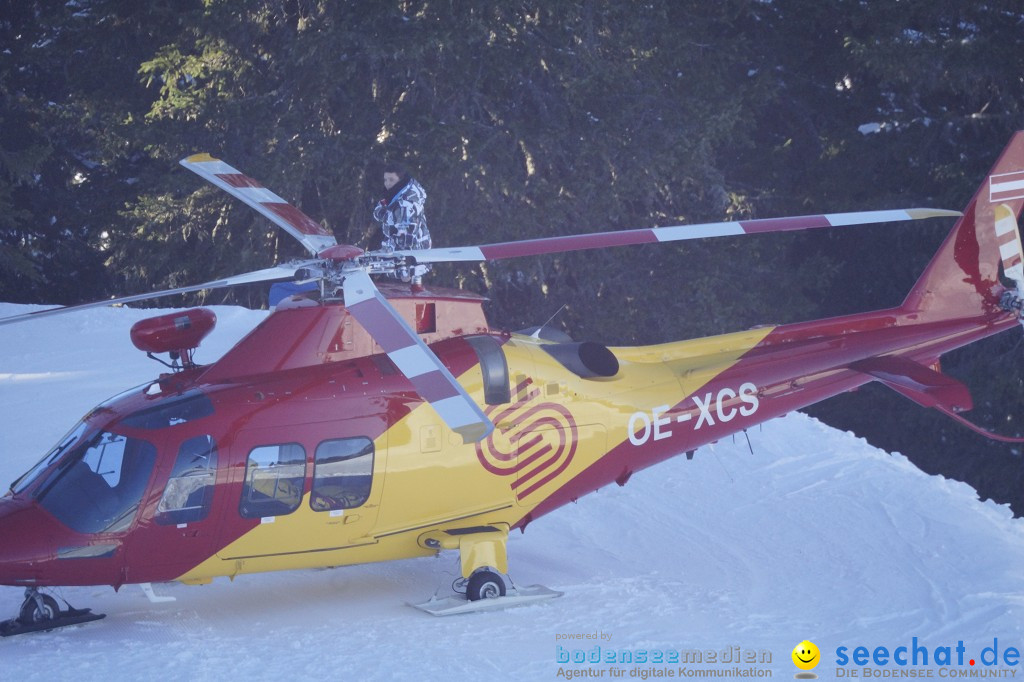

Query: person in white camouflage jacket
<box><xmin>373</xmin><ymin>163</ymin><xmax>432</xmax><ymax>252</ymax></box>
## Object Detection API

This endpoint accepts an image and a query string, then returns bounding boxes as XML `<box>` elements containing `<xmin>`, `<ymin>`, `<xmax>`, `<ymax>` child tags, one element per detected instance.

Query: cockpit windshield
<box><xmin>9</xmin><ymin>421</ymin><xmax>90</xmax><ymax>495</ymax></box>
<box><xmin>33</xmin><ymin>431</ymin><xmax>157</xmax><ymax>534</ymax></box>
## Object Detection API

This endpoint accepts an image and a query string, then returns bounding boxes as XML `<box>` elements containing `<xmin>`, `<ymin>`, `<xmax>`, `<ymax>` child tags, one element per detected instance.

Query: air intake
<box><xmin>541</xmin><ymin>341</ymin><xmax>619</xmax><ymax>379</ymax></box>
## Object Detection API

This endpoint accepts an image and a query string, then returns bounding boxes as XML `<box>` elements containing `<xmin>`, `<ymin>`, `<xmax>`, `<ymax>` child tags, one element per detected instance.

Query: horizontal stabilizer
<box><xmin>851</xmin><ymin>356</ymin><xmax>973</xmax><ymax>412</ymax></box>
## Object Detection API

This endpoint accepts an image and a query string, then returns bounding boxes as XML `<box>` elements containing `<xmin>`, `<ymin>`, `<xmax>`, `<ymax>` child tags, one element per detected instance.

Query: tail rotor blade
<box><xmin>993</xmin><ymin>203</ymin><xmax>1024</xmax><ymax>291</ymax></box>
<box><xmin>342</xmin><ymin>271</ymin><xmax>493</xmax><ymax>443</ymax></box>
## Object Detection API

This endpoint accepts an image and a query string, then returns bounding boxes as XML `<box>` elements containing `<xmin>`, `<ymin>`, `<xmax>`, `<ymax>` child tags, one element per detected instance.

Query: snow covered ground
<box><xmin>1</xmin><ymin>302</ymin><xmax>1023</xmax><ymax>681</ymax></box>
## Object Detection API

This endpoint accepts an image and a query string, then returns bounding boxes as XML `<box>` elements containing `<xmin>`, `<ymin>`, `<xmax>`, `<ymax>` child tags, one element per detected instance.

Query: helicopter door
<box><xmin>304</xmin><ymin>435</ymin><xmax>381</xmax><ymax>547</ymax></box>
<box><xmin>215</xmin><ymin>424</ymin><xmax>386</xmax><ymax>561</ymax></box>
<box><xmin>122</xmin><ymin>434</ymin><xmax>222</xmax><ymax>582</ymax></box>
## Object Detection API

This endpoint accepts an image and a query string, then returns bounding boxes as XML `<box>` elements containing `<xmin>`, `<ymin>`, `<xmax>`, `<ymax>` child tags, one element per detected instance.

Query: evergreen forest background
<box><xmin>3</xmin><ymin>1</ymin><xmax>1024</xmax><ymax>511</ymax></box>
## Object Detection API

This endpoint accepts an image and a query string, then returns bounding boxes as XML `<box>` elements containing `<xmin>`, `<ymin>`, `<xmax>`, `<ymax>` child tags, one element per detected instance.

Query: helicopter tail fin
<box><xmin>859</xmin><ymin>133</ymin><xmax>1024</xmax><ymax>440</ymax></box>
<box><xmin>902</xmin><ymin>131</ymin><xmax>1024</xmax><ymax>320</ymax></box>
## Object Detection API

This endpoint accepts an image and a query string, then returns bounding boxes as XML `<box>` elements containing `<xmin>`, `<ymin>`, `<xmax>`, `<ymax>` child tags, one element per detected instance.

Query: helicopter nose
<box><xmin>0</xmin><ymin>495</ymin><xmax>60</xmax><ymax>586</ymax></box>
<box><xmin>0</xmin><ymin>495</ymin><xmax>125</xmax><ymax>588</ymax></box>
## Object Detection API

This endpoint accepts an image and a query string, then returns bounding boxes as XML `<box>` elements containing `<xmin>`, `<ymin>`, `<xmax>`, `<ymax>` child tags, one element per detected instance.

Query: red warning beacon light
<box><xmin>129</xmin><ymin>308</ymin><xmax>216</xmax><ymax>367</ymax></box>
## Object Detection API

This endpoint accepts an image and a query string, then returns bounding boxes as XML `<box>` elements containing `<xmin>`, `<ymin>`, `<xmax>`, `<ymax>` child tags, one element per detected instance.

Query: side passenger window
<box><xmin>311</xmin><ymin>438</ymin><xmax>374</xmax><ymax>511</ymax></box>
<box><xmin>156</xmin><ymin>435</ymin><xmax>218</xmax><ymax>525</ymax></box>
<box><xmin>240</xmin><ymin>443</ymin><xmax>306</xmax><ymax>519</ymax></box>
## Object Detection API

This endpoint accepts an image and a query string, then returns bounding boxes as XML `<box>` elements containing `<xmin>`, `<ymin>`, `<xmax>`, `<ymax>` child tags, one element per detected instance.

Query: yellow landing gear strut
<box><xmin>412</xmin><ymin>524</ymin><xmax>562</xmax><ymax>615</ymax></box>
<box><xmin>419</xmin><ymin>524</ymin><xmax>509</xmax><ymax>601</ymax></box>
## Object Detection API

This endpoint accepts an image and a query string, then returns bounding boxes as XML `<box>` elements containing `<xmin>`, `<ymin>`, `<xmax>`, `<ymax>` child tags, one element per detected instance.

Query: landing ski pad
<box><xmin>411</xmin><ymin>584</ymin><xmax>563</xmax><ymax>616</ymax></box>
<box><xmin>0</xmin><ymin>608</ymin><xmax>105</xmax><ymax>637</ymax></box>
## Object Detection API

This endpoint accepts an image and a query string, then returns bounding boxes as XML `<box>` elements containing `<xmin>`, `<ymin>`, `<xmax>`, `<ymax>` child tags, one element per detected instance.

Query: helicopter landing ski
<box><xmin>0</xmin><ymin>589</ymin><xmax>105</xmax><ymax>637</ymax></box>
<box><xmin>0</xmin><ymin>608</ymin><xmax>106</xmax><ymax>637</ymax></box>
<box><xmin>410</xmin><ymin>584</ymin><xmax>564</xmax><ymax>617</ymax></box>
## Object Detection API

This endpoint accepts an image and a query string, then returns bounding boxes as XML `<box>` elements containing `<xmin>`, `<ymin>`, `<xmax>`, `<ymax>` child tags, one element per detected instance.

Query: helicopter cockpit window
<box><xmin>120</xmin><ymin>390</ymin><xmax>214</xmax><ymax>430</ymax></box>
<box><xmin>10</xmin><ymin>421</ymin><xmax>89</xmax><ymax>495</ymax></box>
<box><xmin>240</xmin><ymin>444</ymin><xmax>306</xmax><ymax>519</ymax></box>
<box><xmin>156</xmin><ymin>435</ymin><xmax>218</xmax><ymax>525</ymax></box>
<box><xmin>465</xmin><ymin>335</ymin><xmax>511</xmax><ymax>405</ymax></box>
<box><xmin>310</xmin><ymin>437</ymin><xmax>374</xmax><ymax>512</ymax></box>
<box><xmin>36</xmin><ymin>431</ymin><xmax>157</xmax><ymax>534</ymax></box>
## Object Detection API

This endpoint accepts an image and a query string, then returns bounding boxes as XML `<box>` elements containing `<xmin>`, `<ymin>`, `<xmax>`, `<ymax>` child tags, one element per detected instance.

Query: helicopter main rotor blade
<box><xmin>393</xmin><ymin>208</ymin><xmax>962</xmax><ymax>264</ymax></box>
<box><xmin>342</xmin><ymin>270</ymin><xmax>494</xmax><ymax>444</ymax></box>
<box><xmin>180</xmin><ymin>154</ymin><xmax>338</xmax><ymax>257</ymax></box>
<box><xmin>0</xmin><ymin>263</ymin><xmax>305</xmax><ymax>327</ymax></box>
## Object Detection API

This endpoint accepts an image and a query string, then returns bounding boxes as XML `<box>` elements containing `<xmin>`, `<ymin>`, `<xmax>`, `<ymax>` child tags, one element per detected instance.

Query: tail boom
<box><xmin>513</xmin><ymin>133</ymin><xmax>1024</xmax><ymax>528</ymax></box>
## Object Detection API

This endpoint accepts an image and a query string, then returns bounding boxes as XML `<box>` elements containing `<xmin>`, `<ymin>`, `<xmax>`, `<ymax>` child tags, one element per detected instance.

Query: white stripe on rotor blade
<box><xmin>342</xmin><ymin>272</ymin><xmax>377</xmax><ymax>305</ymax></box>
<box><xmin>999</xmin><ymin>240</ymin><xmax>1022</xmax><ymax>262</ymax></box>
<box><xmin>188</xmin><ymin>160</ymin><xmax>239</xmax><ymax>176</ymax></box>
<box><xmin>400</xmin><ymin>247</ymin><xmax>486</xmax><ymax>262</ymax></box>
<box><xmin>824</xmin><ymin>210</ymin><xmax>910</xmax><ymax>226</ymax></box>
<box><xmin>996</xmin><ymin>220</ymin><xmax>1018</xmax><ymax>236</ymax></box>
<box><xmin>431</xmin><ymin>394</ymin><xmax>488</xmax><ymax>429</ymax></box>
<box><xmin>387</xmin><ymin>344</ymin><xmax>437</xmax><ymax>378</ymax></box>
<box><xmin>994</xmin><ymin>208</ymin><xmax>1018</xmax><ymax>236</ymax></box>
<box><xmin>231</xmin><ymin>186</ymin><xmax>285</xmax><ymax>204</ymax></box>
<box><xmin>216</xmin><ymin>266</ymin><xmax>297</xmax><ymax>285</ymax></box>
<box><xmin>307</xmin><ymin>235</ymin><xmax>337</xmax><ymax>253</ymax></box>
<box><xmin>653</xmin><ymin>223</ymin><xmax>745</xmax><ymax>241</ymax></box>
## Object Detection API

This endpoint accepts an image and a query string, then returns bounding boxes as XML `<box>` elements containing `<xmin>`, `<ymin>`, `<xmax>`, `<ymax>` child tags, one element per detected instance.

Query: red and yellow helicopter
<box><xmin>2</xmin><ymin>133</ymin><xmax>1023</xmax><ymax>633</ymax></box>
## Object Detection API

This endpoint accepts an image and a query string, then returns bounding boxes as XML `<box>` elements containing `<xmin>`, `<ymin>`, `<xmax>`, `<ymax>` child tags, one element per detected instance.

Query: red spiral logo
<box><xmin>475</xmin><ymin>379</ymin><xmax>578</xmax><ymax>501</ymax></box>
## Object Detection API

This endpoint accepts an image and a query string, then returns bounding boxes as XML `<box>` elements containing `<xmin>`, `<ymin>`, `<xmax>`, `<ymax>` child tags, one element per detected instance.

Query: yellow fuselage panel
<box><xmin>176</xmin><ymin>326</ymin><xmax>774</xmax><ymax>581</ymax></box>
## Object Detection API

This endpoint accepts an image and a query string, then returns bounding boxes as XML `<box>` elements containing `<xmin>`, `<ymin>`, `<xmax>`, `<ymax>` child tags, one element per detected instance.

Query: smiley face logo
<box><xmin>792</xmin><ymin>640</ymin><xmax>821</xmax><ymax>673</ymax></box>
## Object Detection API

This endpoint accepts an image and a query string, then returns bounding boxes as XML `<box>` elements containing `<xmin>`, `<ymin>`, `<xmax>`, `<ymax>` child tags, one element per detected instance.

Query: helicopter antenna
<box><xmin>531</xmin><ymin>304</ymin><xmax>568</xmax><ymax>340</ymax></box>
